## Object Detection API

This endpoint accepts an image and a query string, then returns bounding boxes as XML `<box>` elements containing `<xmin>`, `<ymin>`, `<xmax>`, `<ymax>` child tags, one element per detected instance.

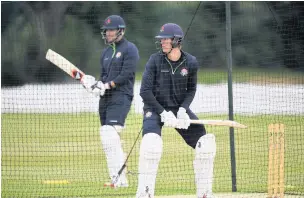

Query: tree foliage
<box><xmin>2</xmin><ymin>1</ymin><xmax>303</xmax><ymax>86</ymax></box>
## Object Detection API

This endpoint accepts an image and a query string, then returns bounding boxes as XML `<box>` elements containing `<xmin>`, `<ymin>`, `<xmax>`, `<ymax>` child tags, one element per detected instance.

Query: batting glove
<box><xmin>81</xmin><ymin>75</ymin><xmax>96</xmax><ymax>91</ymax></box>
<box><xmin>160</xmin><ymin>110</ymin><xmax>179</xmax><ymax>128</ymax></box>
<box><xmin>177</xmin><ymin>107</ymin><xmax>191</xmax><ymax>129</ymax></box>
<box><xmin>91</xmin><ymin>81</ymin><xmax>106</xmax><ymax>97</ymax></box>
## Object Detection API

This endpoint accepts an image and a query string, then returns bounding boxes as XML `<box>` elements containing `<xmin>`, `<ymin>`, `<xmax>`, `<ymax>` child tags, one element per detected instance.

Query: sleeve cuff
<box><xmin>156</xmin><ymin>107</ymin><xmax>165</xmax><ymax>115</ymax></box>
<box><xmin>110</xmin><ymin>81</ymin><xmax>116</xmax><ymax>88</ymax></box>
<box><xmin>180</xmin><ymin>104</ymin><xmax>189</xmax><ymax>110</ymax></box>
<box><xmin>105</xmin><ymin>81</ymin><xmax>116</xmax><ymax>89</ymax></box>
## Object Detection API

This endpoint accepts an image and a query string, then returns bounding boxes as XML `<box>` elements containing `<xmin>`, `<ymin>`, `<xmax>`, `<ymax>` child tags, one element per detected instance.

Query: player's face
<box><xmin>160</xmin><ymin>38</ymin><xmax>173</xmax><ymax>53</ymax></box>
<box><xmin>106</xmin><ymin>29</ymin><xmax>118</xmax><ymax>43</ymax></box>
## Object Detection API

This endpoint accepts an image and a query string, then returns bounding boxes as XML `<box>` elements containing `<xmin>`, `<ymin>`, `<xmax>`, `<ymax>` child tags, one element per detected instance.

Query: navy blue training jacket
<box><xmin>100</xmin><ymin>38</ymin><xmax>139</xmax><ymax>96</ymax></box>
<box><xmin>140</xmin><ymin>51</ymin><xmax>199</xmax><ymax>114</ymax></box>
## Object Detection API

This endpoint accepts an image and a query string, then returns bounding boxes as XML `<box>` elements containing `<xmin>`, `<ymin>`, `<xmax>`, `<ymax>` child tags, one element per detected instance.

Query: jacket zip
<box><xmin>164</xmin><ymin>56</ymin><xmax>187</xmax><ymax>105</ymax></box>
<box><xmin>111</xmin><ymin>43</ymin><xmax>116</xmax><ymax>58</ymax></box>
<box><xmin>165</xmin><ymin>57</ymin><xmax>186</xmax><ymax>74</ymax></box>
<box><xmin>105</xmin><ymin>44</ymin><xmax>116</xmax><ymax>80</ymax></box>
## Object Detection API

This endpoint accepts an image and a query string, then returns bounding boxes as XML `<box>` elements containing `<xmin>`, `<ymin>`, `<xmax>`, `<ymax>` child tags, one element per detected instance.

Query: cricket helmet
<box><xmin>155</xmin><ymin>23</ymin><xmax>184</xmax><ymax>48</ymax></box>
<box><xmin>100</xmin><ymin>15</ymin><xmax>126</xmax><ymax>44</ymax></box>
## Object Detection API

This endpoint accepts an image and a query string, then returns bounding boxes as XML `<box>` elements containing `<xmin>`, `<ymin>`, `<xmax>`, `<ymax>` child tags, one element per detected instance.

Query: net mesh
<box><xmin>1</xmin><ymin>1</ymin><xmax>304</xmax><ymax>197</ymax></box>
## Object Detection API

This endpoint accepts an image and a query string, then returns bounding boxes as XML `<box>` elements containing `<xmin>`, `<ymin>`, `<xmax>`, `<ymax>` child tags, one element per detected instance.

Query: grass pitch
<box><xmin>2</xmin><ymin>112</ymin><xmax>304</xmax><ymax>197</ymax></box>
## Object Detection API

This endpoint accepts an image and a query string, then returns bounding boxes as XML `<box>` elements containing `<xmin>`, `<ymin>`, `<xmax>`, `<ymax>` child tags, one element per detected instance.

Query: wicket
<box><xmin>268</xmin><ymin>124</ymin><xmax>285</xmax><ymax>198</ymax></box>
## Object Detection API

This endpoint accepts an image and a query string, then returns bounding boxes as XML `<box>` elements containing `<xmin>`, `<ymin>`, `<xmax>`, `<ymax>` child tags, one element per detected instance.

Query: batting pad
<box><xmin>193</xmin><ymin>134</ymin><xmax>216</xmax><ymax>197</ymax></box>
<box><xmin>136</xmin><ymin>133</ymin><xmax>163</xmax><ymax>198</ymax></box>
<box><xmin>100</xmin><ymin>125</ymin><xmax>127</xmax><ymax>186</ymax></box>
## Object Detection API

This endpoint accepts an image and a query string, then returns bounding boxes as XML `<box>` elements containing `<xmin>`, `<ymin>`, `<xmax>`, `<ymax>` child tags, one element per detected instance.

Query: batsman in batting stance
<box><xmin>81</xmin><ymin>15</ymin><xmax>139</xmax><ymax>187</ymax></box>
<box><xmin>136</xmin><ymin>23</ymin><xmax>216</xmax><ymax>198</ymax></box>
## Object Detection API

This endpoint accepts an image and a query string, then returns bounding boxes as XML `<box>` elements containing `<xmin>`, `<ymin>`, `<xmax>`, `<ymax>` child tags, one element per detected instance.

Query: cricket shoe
<box><xmin>198</xmin><ymin>193</ymin><xmax>215</xmax><ymax>198</ymax></box>
<box><xmin>136</xmin><ymin>186</ymin><xmax>152</xmax><ymax>198</ymax></box>
<box><xmin>136</xmin><ymin>192</ymin><xmax>152</xmax><ymax>198</ymax></box>
<box><xmin>104</xmin><ymin>175</ymin><xmax>128</xmax><ymax>188</ymax></box>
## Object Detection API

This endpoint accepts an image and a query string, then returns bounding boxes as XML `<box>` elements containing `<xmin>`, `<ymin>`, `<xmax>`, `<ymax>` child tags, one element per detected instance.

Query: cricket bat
<box><xmin>190</xmin><ymin>119</ymin><xmax>247</xmax><ymax>128</ymax></box>
<box><xmin>46</xmin><ymin>49</ymin><xmax>85</xmax><ymax>80</ymax></box>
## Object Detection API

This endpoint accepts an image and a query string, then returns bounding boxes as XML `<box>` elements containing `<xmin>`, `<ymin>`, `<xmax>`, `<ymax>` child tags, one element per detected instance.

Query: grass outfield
<box><xmin>2</xmin><ymin>112</ymin><xmax>304</xmax><ymax>197</ymax></box>
<box><xmin>135</xmin><ymin>68</ymin><xmax>304</xmax><ymax>84</ymax></box>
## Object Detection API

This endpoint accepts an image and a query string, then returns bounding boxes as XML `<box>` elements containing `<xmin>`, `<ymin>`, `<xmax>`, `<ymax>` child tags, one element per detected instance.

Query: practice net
<box><xmin>2</xmin><ymin>2</ymin><xmax>304</xmax><ymax>197</ymax></box>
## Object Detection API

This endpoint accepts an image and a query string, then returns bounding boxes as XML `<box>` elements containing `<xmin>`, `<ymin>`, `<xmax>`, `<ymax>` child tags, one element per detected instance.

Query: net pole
<box><xmin>225</xmin><ymin>1</ymin><xmax>237</xmax><ymax>192</ymax></box>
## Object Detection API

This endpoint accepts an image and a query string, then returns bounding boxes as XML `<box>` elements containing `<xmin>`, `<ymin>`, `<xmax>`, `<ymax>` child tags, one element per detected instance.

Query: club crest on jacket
<box><xmin>116</xmin><ymin>52</ymin><xmax>122</xmax><ymax>58</ymax></box>
<box><xmin>145</xmin><ymin>111</ymin><xmax>152</xmax><ymax>118</ymax></box>
<box><xmin>180</xmin><ymin>68</ymin><xmax>188</xmax><ymax>76</ymax></box>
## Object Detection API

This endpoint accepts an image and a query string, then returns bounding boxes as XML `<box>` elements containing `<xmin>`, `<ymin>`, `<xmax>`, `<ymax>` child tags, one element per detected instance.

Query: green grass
<box><xmin>2</xmin><ymin>112</ymin><xmax>304</xmax><ymax>197</ymax></box>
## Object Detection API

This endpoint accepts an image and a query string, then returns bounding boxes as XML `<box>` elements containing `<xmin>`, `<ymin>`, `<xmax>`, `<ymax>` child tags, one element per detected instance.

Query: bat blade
<box><xmin>190</xmin><ymin>119</ymin><xmax>247</xmax><ymax>129</ymax></box>
<box><xmin>46</xmin><ymin>49</ymin><xmax>85</xmax><ymax>80</ymax></box>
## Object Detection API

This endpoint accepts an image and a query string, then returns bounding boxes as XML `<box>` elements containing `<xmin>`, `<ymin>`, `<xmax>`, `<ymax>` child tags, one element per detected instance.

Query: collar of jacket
<box><xmin>159</xmin><ymin>49</ymin><xmax>187</xmax><ymax>62</ymax></box>
<box><xmin>114</xmin><ymin>37</ymin><xmax>126</xmax><ymax>45</ymax></box>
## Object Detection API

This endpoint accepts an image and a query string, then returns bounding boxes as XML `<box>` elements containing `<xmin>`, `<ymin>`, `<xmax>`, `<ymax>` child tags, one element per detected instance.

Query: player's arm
<box><xmin>107</xmin><ymin>44</ymin><xmax>139</xmax><ymax>88</ymax></box>
<box><xmin>180</xmin><ymin>58</ymin><xmax>198</xmax><ymax>109</ymax></box>
<box><xmin>99</xmin><ymin>47</ymin><xmax>108</xmax><ymax>82</ymax></box>
<box><xmin>81</xmin><ymin>49</ymin><xmax>109</xmax><ymax>96</ymax></box>
<box><xmin>141</xmin><ymin>55</ymin><xmax>180</xmax><ymax>128</ymax></box>
<box><xmin>140</xmin><ymin>55</ymin><xmax>165</xmax><ymax>114</ymax></box>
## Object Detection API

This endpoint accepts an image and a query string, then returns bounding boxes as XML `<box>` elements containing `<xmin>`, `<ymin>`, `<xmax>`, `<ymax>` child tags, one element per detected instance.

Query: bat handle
<box><xmin>190</xmin><ymin>119</ymin><xmax>205</xmax><ymax>124</ymax></box>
